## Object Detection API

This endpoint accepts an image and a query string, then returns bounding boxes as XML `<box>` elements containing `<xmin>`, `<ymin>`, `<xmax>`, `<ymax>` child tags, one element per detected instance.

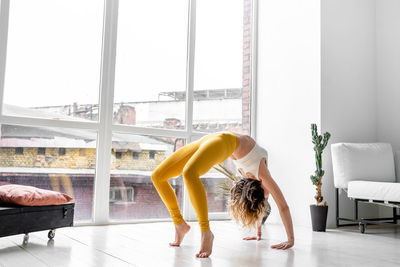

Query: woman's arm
<box><xmin>259</xmin><ymin>160</ymin><xmax>294</xmax><ymax>249</ymax></box>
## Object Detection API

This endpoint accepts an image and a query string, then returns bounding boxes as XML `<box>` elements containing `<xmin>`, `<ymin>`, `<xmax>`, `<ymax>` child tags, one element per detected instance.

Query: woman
<box><xmin>151</xmin><ymin>131</ymin><xmax>294</xmax><ymax>258</ymax></box>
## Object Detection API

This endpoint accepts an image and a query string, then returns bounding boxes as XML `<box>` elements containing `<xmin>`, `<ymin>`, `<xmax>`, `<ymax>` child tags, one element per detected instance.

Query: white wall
<box><xmin>257</xmin><ymin>0</ymin><xmax>320</xmax><ymax>227</ymax></box>
<box><xmin>376</xmin><ymin>0</ymin><xmax>400</xmax><ymax>181</ymax></box>
<box><xmin>376</xmin><ymin>0</ymin><xmax>400</xmax><ymax>217</ymax></box>
<box><xmin>258</xmin><ymin>0</ymin><xmax>399</xmax><ymax>229</ymax></box>
<box><xmin>321</xmin><ymin>0</ymin><xmax>379</xmax><ymax>227</ymax></box>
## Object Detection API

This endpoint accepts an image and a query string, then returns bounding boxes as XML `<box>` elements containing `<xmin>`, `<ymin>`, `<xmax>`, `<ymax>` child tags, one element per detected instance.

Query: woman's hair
<box><xmin>228</xmin><ymin>178</ymin><xmax>266</xmax><ymax>229</ymax></box>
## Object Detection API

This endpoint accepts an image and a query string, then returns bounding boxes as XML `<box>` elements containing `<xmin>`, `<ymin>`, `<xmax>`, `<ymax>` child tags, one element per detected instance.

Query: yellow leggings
<box><xmin>151</xmin><ymin>131</ymin><xmax>239</xmax><ymax>232</ymax></box>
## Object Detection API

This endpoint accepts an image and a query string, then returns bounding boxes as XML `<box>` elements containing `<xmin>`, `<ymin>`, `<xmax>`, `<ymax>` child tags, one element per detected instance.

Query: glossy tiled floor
<box><xmin>0</xmin><ymin>221</ymin><xmax>399</xmax><ymax>267</ymax></box>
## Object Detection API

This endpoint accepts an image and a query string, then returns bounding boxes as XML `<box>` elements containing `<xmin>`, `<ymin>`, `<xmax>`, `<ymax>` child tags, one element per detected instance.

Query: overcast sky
<box><xmin>3</xmin><ymin>0</ymin><xmax>243</xmax><ymax>108</ymax></box>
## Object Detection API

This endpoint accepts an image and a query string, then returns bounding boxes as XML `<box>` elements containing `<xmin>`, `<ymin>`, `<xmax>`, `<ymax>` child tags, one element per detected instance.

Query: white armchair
<box><xmin>331</xmin><ymin>143</ymin><xmax>399</xmax><ymax>233</ymax></box>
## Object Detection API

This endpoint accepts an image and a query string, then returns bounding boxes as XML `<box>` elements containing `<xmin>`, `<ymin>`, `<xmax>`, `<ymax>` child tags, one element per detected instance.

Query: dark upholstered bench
<box><xmin>0</xmin><ymin>202</ymin><xmax>74</xmax><ymax>243</ymax></box>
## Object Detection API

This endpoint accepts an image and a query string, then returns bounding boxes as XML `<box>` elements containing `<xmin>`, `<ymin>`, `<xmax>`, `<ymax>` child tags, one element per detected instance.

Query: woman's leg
<box><xmin>182</xmin><ymin>134</ymin><xmax>237</xmax><ymax>257</ymax></box>
<box><xmin>151</xmin><ymin>140</ymin><xmax>201</xmax><ymax>226</ymax></box>
<box><xmin>182</xmin><ymin>136</ymin><xmax>235</xmax><ymax>231</ymax></box>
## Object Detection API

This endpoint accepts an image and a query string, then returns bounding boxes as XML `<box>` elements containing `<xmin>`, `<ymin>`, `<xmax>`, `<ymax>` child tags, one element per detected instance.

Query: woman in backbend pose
<box><xmin>151</xmin><ymin>131</ymin><xmax>294</xmax><ymax>258</ymax></box>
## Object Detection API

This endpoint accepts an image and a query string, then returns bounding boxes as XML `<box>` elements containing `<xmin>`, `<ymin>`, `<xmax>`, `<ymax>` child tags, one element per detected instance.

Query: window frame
<box><xmin>15</xmin><ymin>147</ymin><xmax>23</xmax><ymax>155</ymax></box>
<box><xmin>59</xmin><ymin>147</ymin><xmax>66</xmax><ymax>156</ymax></box>
<box><xmin>149</xmin><ymin>150</ymin><xmax>155</xmax><ymax>159</ymax></box>
<box><xmin>0</xmin><ymin>0</ymin><xmax>258</xmax><ymax>225</ymax></box>
<box><xmin>109</xmin><ymin>186</ymin><xmax>135</xmax><ymax>204</ymax></box>
<box><xmin>38</xmin><ymin>147</ymin><xmax>46</xmax><ymax>155</ymax></box>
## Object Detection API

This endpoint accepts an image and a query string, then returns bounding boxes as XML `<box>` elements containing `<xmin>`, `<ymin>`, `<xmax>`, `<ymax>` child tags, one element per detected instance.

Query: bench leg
<box><xmin>23</xmin><ymin>233</ymin><xmax>29</xmax><ymax>244</ymax></box>
<box><xmin>48</xmin><ymin>229</ymin><xmax>56</xmax><ymax>240</ymax></box>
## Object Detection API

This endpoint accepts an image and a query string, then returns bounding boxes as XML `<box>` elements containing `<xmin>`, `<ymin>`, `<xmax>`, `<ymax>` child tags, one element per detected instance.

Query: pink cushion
<box><xmin>0</xmin><ymin>184</ymin><xmax>73</xmax><ymax>206</ymax></box>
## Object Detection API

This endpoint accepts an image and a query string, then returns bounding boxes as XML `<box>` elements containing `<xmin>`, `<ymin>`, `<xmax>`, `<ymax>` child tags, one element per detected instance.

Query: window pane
<box><xmin>109</xmin><ymin>134</ymin><xmax>185</xmax><ymax>220</ymax></box>
<box><xmin>114</xmin><ymin>0</ymin><xmax>188</xmax><ymax>129</ymax></box>
<box><xmin>3</xmin><ymin>0</ymin><xmax>103</xmax><ymax>122</ymax></box>
<box><xmin>193</xmin><ymin>0</ymin><xmax>251</xmax><ymax>135</ymax></box>
<box><xmin>0</xmin><ymin>124</ymin><xmax>97</xmax><ymax>221</ymax></box>
<box><xmin>202</xmin><ymin>177</ymin><xmax>229</xmax><ymax>213</ymax></box>
<box><xmin>201</xmin><ymin>158</ymin><xmax>238</xmax><ymax>213</ymax></box>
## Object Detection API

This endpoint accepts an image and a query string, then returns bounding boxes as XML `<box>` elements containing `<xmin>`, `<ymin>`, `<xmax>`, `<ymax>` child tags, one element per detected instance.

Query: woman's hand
<box><xmin>243</xmin><ymin>225</ymin><xmax>262</xmax><ymax>241</ymax></box>
<box><xmin>271</xmin><ymin>239</ymin><xmax>294</xmax><ymax>250</ymax></box>
<box><xmin>242</xmin><ymin>233</ymin><xmax>261</xmax><ymax>241</ymax></box>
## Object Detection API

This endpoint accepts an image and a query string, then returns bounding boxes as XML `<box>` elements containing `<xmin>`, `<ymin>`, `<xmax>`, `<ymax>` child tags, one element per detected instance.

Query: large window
<box><xmin>0</xmin><ymin>0</ymin><xmax>255</xmax><ymax>224</ymax></box>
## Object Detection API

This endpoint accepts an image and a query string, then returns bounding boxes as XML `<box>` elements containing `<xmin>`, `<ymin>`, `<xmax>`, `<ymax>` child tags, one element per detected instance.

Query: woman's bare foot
<box><xmin>169</xmin><ymin>221</ymin><xmax>191</xmax><ymax>247</ymax></box>
<box><xmin>196</xmin><ymin>230</ymin><xmax>214</xmax><ymax>258</ymax></box>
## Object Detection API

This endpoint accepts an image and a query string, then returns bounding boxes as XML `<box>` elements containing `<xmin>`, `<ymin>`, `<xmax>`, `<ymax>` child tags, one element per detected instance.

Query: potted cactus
<box><xmin>309</xmin><ymin>123</ymin><xmax>331</xmax><ymax>231</ymax></box>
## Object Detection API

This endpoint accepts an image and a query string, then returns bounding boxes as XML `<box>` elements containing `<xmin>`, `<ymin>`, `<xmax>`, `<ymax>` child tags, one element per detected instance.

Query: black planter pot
<box><xmin>310</xmin><ymin>205</ymin><xmax>328</xmax><ymax>232</ymax></box>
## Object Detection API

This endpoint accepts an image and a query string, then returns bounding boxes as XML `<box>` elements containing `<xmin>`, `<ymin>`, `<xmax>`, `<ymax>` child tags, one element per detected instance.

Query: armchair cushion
<box><xmin>348</xmin><ymin>181</ymin><xmax>400</xmax><ymax>202</ymax></box>
<box><xmin>331</xmin><ymin>143</ymin><xmax>396</xmax><ymax>188</ymax></box>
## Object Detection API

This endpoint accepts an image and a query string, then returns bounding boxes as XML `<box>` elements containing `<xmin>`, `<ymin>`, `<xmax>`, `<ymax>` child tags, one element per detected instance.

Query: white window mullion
<box><xmin>0</xmin><ymin>115</ymin><xmax>99</xmax><ymax>130</ymax></box>
<box><xmin>185</xmin><ymin>0</ymin><xmax>196</xmax><ymax>137</ymax></box>
<box><xmin>250</xmin><ymin>0</ymin><xmax>258</xmax><ymax>140</ymax></box>
<box><xmin>0</xmin><ymin>0</ymin><xmax>10</xmax><ymax>116</ymax></box>
<box><xmin>93</xmin><ymin>0</ymin><xmax>119</xmax><ymax>224</ymax></box>
<box><xmin>183</xmin><ymin>0</ymin><xmax>196</xmax><ymax>221</ymax></box>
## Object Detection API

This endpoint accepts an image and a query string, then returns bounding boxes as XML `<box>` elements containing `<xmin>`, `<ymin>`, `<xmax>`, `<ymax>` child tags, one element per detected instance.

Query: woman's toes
<box><xmin>196</xmin><ymin>252</ymin><xmax>209</xmax><ymax>258</ymax></box>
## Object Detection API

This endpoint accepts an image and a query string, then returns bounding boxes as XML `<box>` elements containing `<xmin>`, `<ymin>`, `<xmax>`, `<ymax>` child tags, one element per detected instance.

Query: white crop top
<box><xmin>232</xmin><ymin>143</ymin><xmax>268</xmax><ymax>180</ymax></box>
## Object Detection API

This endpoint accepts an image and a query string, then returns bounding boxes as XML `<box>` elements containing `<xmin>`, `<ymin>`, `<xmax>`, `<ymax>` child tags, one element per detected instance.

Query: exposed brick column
<box><xmin>242</xmin><ymin>0</ymin><xmax>252</xmax><ymax>135</ymax></box>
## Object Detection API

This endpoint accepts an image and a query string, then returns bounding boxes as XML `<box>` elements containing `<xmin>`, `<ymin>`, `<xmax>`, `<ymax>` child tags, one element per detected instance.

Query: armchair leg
<box><xmin>336</xmin><ymin>188</ymin><xmax>339</xmax><ymax>227</ymax></box>
<box><xmin>355</xmin><ymin>199</ymin><xmax>358</xmax><ymax>220</ymax></box>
